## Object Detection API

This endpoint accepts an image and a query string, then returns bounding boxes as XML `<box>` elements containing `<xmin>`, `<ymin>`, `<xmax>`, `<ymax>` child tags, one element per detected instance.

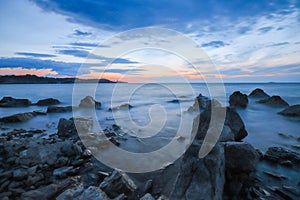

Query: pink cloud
<box><xmin>0</xmin><ymin>67</ymin><xmax>58</xmax><ymax>76</ymax></box>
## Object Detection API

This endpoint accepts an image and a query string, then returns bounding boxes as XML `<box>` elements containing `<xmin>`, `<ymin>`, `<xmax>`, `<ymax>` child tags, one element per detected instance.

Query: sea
<box><xmin>0</xmin><ymin>83</ymin><xmax>299</xmax><ymax>154</ymax></box>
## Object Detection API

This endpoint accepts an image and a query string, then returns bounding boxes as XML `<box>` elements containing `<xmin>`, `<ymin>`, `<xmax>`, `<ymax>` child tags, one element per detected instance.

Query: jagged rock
<box><xmin>257</xmin><ymin>96</ymin><xmax>289</xmax><ymax>107</ymax></box>
<box><xmin>187</xmin><ymin>94</ymin><xmax>209</xmax><ymax>112</ymax></box>
<box><xmin>229</xmin><ymin>91</ymin><xmax>248</xmax><ymax>108</ymax></box>
<box><xmin>79</xmin><ymin>96</ymin><xmax>101</xmax><ymax>109</ymax></box>
<box><xmin>57</xmin><ymin>118</ymin><xmax>93</xmax><ymax>138</ymax></box>
<box><xmin>278</xmin><ymin>104</ymin><xmax>300</xmax><ymax>117</ymax></box>
<box><xmin>0</xmin><ymin>112</ymin><xmax>37</xmax><ymax>123</ymax></box>
<box><xmin>0</xmin><ymin>96</ymin><xmax>32</xmax><ymax>107</ymax></box>
<box><xmin>47</xmin><ymin>106</ymin><xmax>73</xmax><ymax>113</ymax></box>
<box><xmin>57</xmin><ymin>186</ymin><xmax>110</xmax><ymax>200</ymax></box>
<box><xmin>248</xmin><ymin>88</ymin><xmax>270</xmax><ymax>98</ymax></box>
<box><xmin>224</xmin><ymin>142</ymin><xmax>259</xmax><ymax>173</ymax></box>
<box><xmin>140</xmin><ymin>193</ymin><xmax>155</xmax><ymax>200</ymax></box>
<box><xmin>36</xmin><ymin>98</ymin><xmax>61</xmax><ymax>106</ymax></box>
<box><xmin>99</xmin><ymin>170</ymin><xmax>138</xmax><ymax>199</ymax></box>
<box><xmin>13</xmin><ymin>168</ymin><xmax>28</xmax><ymax>181</ymax></box>
<box><xmin>21</xmin><ymin>178</ymin><xmax>73</xmax><ymax>199</ymax></box>
<box><xmin>170</xmin><ymin>141</ymin><xmax>225</xmax><ymax>200</ymax></box>
<box><xmin>33</xmin><ymin>110</ymin><xmax>47</xmax><ymax>115</ymax></box>
<box><xmin>264</xmin><ymin>146</ymin><xmax>300</xmax><ymax>165</ymax></box>
<box><xmin>192</xmin><ymin>107</ymin><xmax>248</xmax><ymax>142</ymax></box>
<box><xmin>109</xmin><ymin>103</ymin><xmax>133</xmax><ymax>111</ymax></box>
<box><xmin>224</xmin><ymin>142</ymin><xmax>259</xmax><ymax>198</ymax></box>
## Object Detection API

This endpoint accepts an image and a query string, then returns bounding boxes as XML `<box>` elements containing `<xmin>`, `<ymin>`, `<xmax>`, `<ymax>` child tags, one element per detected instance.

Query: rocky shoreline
<box><xmin>0</xmin><ymin>88</ymin><xmax>299</xmax><ymax>199</ymax></box>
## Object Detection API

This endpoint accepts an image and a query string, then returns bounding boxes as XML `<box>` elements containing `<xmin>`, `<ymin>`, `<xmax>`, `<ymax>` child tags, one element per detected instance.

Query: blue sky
<box><xmin>0</xmin><ymin>0</ymin><xmax>299</xmax><ymax>82</ymax></box>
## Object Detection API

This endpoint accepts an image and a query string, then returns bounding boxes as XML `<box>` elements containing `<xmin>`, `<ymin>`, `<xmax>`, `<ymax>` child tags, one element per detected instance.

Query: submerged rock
<box><xmin>278</xmin><ymin>104</ymin><xmax>300</xmax><ymax>117</ymax></box>
<box><xmin>248</xmin><ymin>88</ymin><xmax>270</xmax><ymax>98</ymax></box>
<box><xmin>109</xmin><ymin>103</ymin><xmax>133</xmax><ymax>111</ymax></box>
<box><xmin>192</xmin><ymin>107</ymin><xmax>248</xmax><ymax>142</ymax></box>
<box><xmin>257</xmin><ymin>96</ymin><xmax>289</xmax><ymax>107</ymax></box>
<box><xmin>264</xmin><ymin>146</ymin><xmax>300</xmax><ymax>165</ymax></box>
<box><xmin>229</xmin><ymin>91</ymin><xmax>248</xmax><ymax>108</ymax></box>
<box><xmin>0</xmin><ymin>112</ymin><xmax>37</xmax><ymax>123</ymax></box>
<box><xmin>47</xmin><ymin>105</ymin><xmax>73</xmax><ymax>113</ymax></box>
<box><xmin>170</xmin><ymin>142</ymin><xmax>225</xmax><ymax>200</ymax></box>
<box><xmin>79</xmin><ymin>96</ymin><xmax>101</xmax><ymax>109</ymax></box>
<box><xmin>36</xmin><ymin>98</ymin><xmax>61</xmax><ymax>106</ymax></box>
<box><xmin>0</xmin><ymin>96</ymin><xmax>32</xmax><ymax>107</ymax></box>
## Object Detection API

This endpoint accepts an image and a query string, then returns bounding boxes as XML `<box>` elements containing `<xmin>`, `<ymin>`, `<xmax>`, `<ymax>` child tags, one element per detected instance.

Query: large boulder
<box><xmin>79</xmin><ymin>96</ymin><xmax>101</xmax><ymax>109</ymax></box>
<box><xmin>187</xmin><ymin>94</ymin><xmax>209</xmax><ymax>112</ymax></box>
<box><xmin>224</xmin><ymin>142</ymin><xmax>259</xmax><ymax>198</ymax></box>
<box><xmin>170</xmin><ymin>141</ymin><xmax>225</xmax><ymax>200</ymax></box>
<box><xmin>0</xmin><ymin>96</ymin><xmax>32</xmax><ymax>107</ymax></box>
<box><xmin>57</xmin><ymin>118</ymin><xmax>93</xmax><ymax>138</ymax></box>
<box><xmin>99</xmin><ymin>170</ymin><xmax>138</xmax><ymax>199</ymax></box>
<box><xmin>264</xmin><ymin>147</ymin><xmax>300</xmax><ymax>165</ymax></box>
<box><xmin>278</xmin><ymin>105</ymin><xmax>300</xmax><ymax>117</ymax></box>
<box><xmin>36</xmin><ymin>98</ymin><xmax>61</xmax><ymax>106</ymax></box>
<box><xmin>47</xmin><ymin>106</ymin><xmax>73</xmax><ymax>113</ymax></box>
<box><xmin>0</xmin><ymin>112</ymin><xmax>37</xmax><ymax>123</ymax></box>
<box><xmin>229</xmin><ymin>91</ymin><xmax>248</xmax><ymax>108</ymax></box>
<box><xmin>192</xmin><ymin>107</ymin><xmax>248</xmax><ymax>142</ymax></box>
<box><xmin>248</xmin><ymin>88</ymin><xmax>270</xmax><ymax>98</ymax></box>
<box><xmin>257</xmin><ymin>96</ymin><xmax>289</xmax><ymax>107</ymax></box>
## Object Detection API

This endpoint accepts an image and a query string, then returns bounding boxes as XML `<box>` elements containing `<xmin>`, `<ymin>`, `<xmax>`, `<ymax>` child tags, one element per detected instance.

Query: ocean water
<box><xmin>0</xmin><ymin>83</ymin><xmax>299</xmax><ymax>153</ymax></box>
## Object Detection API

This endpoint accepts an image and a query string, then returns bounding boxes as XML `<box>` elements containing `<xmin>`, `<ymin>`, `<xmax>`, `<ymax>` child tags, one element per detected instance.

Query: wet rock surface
<box><xmin>47</xmin><ymin>105</ymin><xmax>74</xmax><ymax>113</ymax></box>
<box><xmin>0</xmin><ymin>112</ymin><xmax>37</xmax><ymax>123</ymax></box>
<box><xmin>257</xmin><ymin>95</ymin><xmax>289</xmax><ymax>107</ymax></box>
<box><xmin>0</xmin><ymin>96</ymin><xmax>32</xmax><ymax>107</ymax></box>
<box><xmin>36</xmin><ymin>98</ymin><xmax>61</xmax><ymax>106</ymax></box>
<box><xmin>229</xmin><ymin>91</ymin><xmax>248</xmax><ymax>108</ymax></box>
<box><xmin>109</xmin><ymin>103</ymin><xmax>133</xmax><ymax>111</ymax></box>
<box><xmin>79</xmin><ymin>96</ymin><xmax>101</xmax><ymax>109</ymax></box>
<box><xmin>278</xmin><ymin>104</ymin><xmax>300</xmax><ymax>117</ymax></box>
<box><xmin>248</xmin><ymin>88</ymin><xmax>270</xmax><ymax>98</ymax></box>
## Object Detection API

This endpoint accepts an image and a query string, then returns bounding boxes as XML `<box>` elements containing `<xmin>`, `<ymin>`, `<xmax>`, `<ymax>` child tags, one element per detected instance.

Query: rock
<box><xmin>257</xmin><ymin>96</ymin><xmax>289</xmax><ymax>107</ymax></box>
<box><xmin>229</xmin><ymin>91</ymin><xmax>248</xmax><ymax>108</ymax></box>
<box><xmin>26</xmin><ymin>173</ymin><xmax>44</xmax><ymax>186</ymax></box>
<box><xmin>79</xmin><ymin>96</ymin><xmax>101</xmax><ymax>109</ymax></box>
<box><xmin>170</xmin><ymin>142</ymin><xmax>225</xmax><ymax>200</ymax></box>
<box><xmin>248</xmin><ymin>88</ymin><xmax>270</xmax><ymax>98</ymax></box>
<box><xmin>143</xmin><ymin>179</ymin><xmax>153</xmax><ymax>193</ymax></box>
<box><xmin>33</xmin><ymin>110</ymin><xmax>47</xmax><ymax>115</ymax></box>
<box><xmin>109</xmin><ymin>103</ymin><xmax>133</xmax><ymax>111</ymax></box>
<box><xmin>57</xmin><ymin>118</ymin><xmax>93</xmax><ymax>138</ymax></box>
<box><xmin>13</xmin><ymin>168</ymin><xmax>28</xmax><ymax>181</ymax></box>
<box><xmin>0</xmin><ymin>96</ymin><xmax>32</xmax><ymax>107</ymax></box>
<box><xmin>278</xmin><ymin>104</ymin><xmax>300</xmax><ymax>117</ymax></box>
<box><xmin>53</xmin><ymin>166</ymin><xmax>75</xmax><ymax>178</ymax></box>
<box><xmin>47</xmin><ymin>106</ymin><xmax>73</xmax><ymax>113</ymax></box>
<box><xmin>36</xmin><ymin>98</ymin><xmax>61</xmax><ymax>106</ymax></box>
<box><xmin>57</xmin><ymin>186</ymin><xmax>110</xmax><ymax>200</ymax></box>
<box><xmin>187</xmin><ymin>94</ymin><xmax>209</xmax><ymax>112</ymax></box>
<box><xmin>140</xmin><ymin>193</ymin><xmax>155</xmax><ymax>200</ymax></box>
<box><xmin>0</xmin><ymin>112</ymin><xmax>37</xmax><ymax>123</ymax></box>
<box><xmin>192</xmin><ymin>107</ymin><xmax>248</xmax><ymax>142</ymax></box>
<box><xmin>224</xmin><ymin>142</ymin><xmax>259</xmax><ymax>198</ymax></box>
<box><xmin>19</xmin><ymin>141</ymin><xmax>64</xmax><ymax>166</ymax></box>
<box><xmin>263</xmin><ymin>171</ymin><xmax>287</xmax><ymax>180</ymax></box>
<box><xmin>264</xmin><ymin>146</ymin><xmax>300</xmax><ymax>165</ymax></box>
<box><xmin>21</xmin><ymin>178</ymin><xmax>73</xmax><ymax>199</ymax></box>
<box><xmin>99</xmin><ymin>170</ymin><xmax>138</xmax><ymax>199</ymax></box>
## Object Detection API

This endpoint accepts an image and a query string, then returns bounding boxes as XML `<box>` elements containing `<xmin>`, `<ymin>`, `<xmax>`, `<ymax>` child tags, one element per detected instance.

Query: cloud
<box><xmin>258</xmin><ymin>26</ymin><xmax>273</xmax><ymax>34</ymax></box>
<box><xmin>73</xmin><ymin>29</ymin><xmax>92</xmax><ymax>36</ymax></box>
<box><xmin>201</xmin><ymin>41</ymin><xmax>229</xmax><ymax>48</ymax></box>
<box><xmin>31</xmin><ymin>0</ymin><xmax>297</xmax><ymax>30</ymax></box>
<box><xmin>69</xmin><ymin>42</ymin><xmax>98</xmax><ymax>47</ymax></box>
<box><xmin>56</xmin><ymin>49</ymin><xmax>139</xmax><ymax>64</ymax></box>
<box><xmin>0</xmin><ymin>67</ymin><xmax>58</xmax><ymax>76</ymax></box>
<box><xmin>15</xmin><ymin>52</ymin><xmax>57</xmax><ymax>58</ymax></box>
<box><xmin>268</xmin><ymin>42</ymin><xmax>289</xmax><ymax>47</ymax></box>
<box><xmin>0</xmin><ymin>57</ymin><xmax>81</xmax><ymax>76</ymax></box>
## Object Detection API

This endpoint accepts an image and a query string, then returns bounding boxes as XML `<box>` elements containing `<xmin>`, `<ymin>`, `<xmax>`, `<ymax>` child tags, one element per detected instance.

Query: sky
<box><xmin>0</xmin><ymin>0</ymin><xmax>299</xmax><ymax>82</ymax></box>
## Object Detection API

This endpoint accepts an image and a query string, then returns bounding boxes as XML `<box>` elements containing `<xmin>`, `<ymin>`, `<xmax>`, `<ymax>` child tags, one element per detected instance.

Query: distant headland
<box><xmin>0</xmin><ymin>75</ymin><xmax>122</xmax><ymax>84</ymax></box>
